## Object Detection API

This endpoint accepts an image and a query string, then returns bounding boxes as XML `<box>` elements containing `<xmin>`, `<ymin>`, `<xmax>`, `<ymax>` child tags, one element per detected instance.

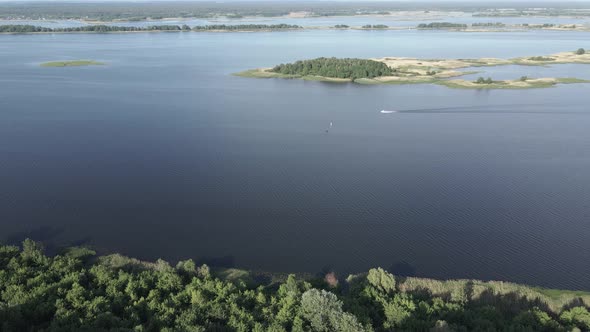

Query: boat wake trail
<box><xmin>395</xmin><ymin>103</ymin><xmax>588</xmax><ymax>114</ymax></box>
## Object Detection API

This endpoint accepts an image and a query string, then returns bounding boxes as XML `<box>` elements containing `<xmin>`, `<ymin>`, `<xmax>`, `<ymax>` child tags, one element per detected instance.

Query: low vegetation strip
<box><xmin>436</xmin><ymin>77</ymin><xmax>589</xmax><ymax>89</ymax></box>
<box><xmin>0</xmin><ymin>24</ymin><xmax>302</xmax><ymax>34</ymax></box>
<box><xmin>1</xmin><ymin>240</ymin><xmax>590</xmax><ymax>331</ymax></box>
<box><xmin>192</xmin><ymin>24</ymin><xmax>301</xmax><ymax>31</ymax></box>
<box><xmin>40</xmin><ymin>60</ymin><xmax>104</xmax><ymax>67</ymax></box>
<box><xmin>417</xmin><ymin>22</ymin><xmax>468</xmax><ymax>29</ymax></box>
<box><xmin>0</xmin><ymin>24</ymin><xmax>186</xmax><ymax>33</ymax></box>
<box><xmin>1</xmin><ymin>23</ymin><xmax>588</xmax><ymax>35</ymax></box>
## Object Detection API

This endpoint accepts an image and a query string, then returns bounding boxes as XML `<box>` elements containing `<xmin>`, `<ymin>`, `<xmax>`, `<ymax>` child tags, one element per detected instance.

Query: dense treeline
<box><xmin>519</xmin><ymin>23</ymin><xmax>557</xmax><ymax>28</ymax></box>
<box><xmin>271</xmin><ymin>58</ymin><xmax>395</xmax><ymax>79</ymax></box>
<box><xmin>474</xmin><ymin>9</ymin><xmax>590</xmax><ymax>18</ymax></box>
<box><xmin>192</xmin><ymin>24</ymin><xmax>301</xmax><ymax>31</ymax></box>
<box><xmin>472</xmin><ymin>22</ymin><xmax>506</xmax><ymax>27</ymax></box>
<box><xmin>0</xmin><ymin>24</ymin><xmax>184</xmax><ymax>33</ymax></box>
<box><xmin>0</xmin><ymin>24</ymin><xmax>301</xmax><ymax>33</ymax></box>
<box><xmin>4</xmin><ymin>2</ymin><xmax>589</xmax><ymax>21</ymax></box>
<box><xmin>361</xmin><ymin>24</ymin><xmax>389</xmax><ymax>29</ymax></box>
<box><xmin>417</xmin><ymin>22</ymin><xmax>468</xmax><ymax>29</ymax></box>
<box><xmin>2</xmin><ymin>240</ymin><xmax>590</xmax><ymax>331</ymax></box>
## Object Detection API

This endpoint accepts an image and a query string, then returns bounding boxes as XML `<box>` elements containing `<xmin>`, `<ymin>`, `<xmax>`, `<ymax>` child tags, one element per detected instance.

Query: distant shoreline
<box><xmin>1</xmin><ymin>26</ymin><xmax>588</xmax><ymax>35</ymax></box>
<box><xmin>1</xmin><ymin>19</ymin><xmax>589</xmax><ymax>35</ymax></box>
<box><xmin>3</xmin><ymin>8</ymin><xmax>590</xmax><ymax>24</ymax></box>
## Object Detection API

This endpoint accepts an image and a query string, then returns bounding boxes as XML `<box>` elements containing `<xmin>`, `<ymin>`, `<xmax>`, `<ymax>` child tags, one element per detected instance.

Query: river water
<box><xmin>1</xmin><ymin>29</ymin><xmax>589</xmax><ymax>290</ymax></box>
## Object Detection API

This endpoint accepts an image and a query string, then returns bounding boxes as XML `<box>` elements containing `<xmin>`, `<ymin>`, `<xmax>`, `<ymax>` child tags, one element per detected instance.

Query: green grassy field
<box><xmin>555</xmin><ymin>77</ymin><xmax>590</xmax><ymax>84</ymax></box>
<box><xmin>437</xmin><ymin>77</ymin><xmax>590</xmax><ymax>89</ymax></box>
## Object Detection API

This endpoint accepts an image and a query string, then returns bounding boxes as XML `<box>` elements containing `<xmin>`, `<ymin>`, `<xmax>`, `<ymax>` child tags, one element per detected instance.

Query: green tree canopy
<box><xmin>1</xmin><ymin>240</ymin><xmax>588</xmax><ymax>331</ymax></box>
<box><xmin>270</xmin><ymin>57</ymin><xmax>395</xmax><ymax>80</ymax></box>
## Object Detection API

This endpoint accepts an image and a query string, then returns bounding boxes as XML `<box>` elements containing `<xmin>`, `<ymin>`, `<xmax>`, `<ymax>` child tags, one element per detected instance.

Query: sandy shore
<box><xmin>373</xmin><ymin>51</ymin><xmax>590</xmax><ymax>72</ymax></box>
<box><xmin>236</xmin><ymin>50</ymin><xmax>590</xmax><ymax>89</ymax></box>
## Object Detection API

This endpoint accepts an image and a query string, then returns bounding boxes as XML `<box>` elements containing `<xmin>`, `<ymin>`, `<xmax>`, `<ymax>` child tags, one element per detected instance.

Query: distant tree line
<box><xmin>361</xmin><ymin>24</ymin><xmax>389</xmax><ymax>29</ymax></box>
<box><xmin>529</xmin><ymin>56</ymin><xmax>556</xmax><ymax>61</ymax></box>
<box><xmin>472</xmin><ymin>22</ymin><xmax>506</xmax><ymax>27</ymax></box>
<box><xmin>191</xmin><ymin>24</ymin><xmax>301</xmax><ymax>31</ymax></box>
<box><xmin>2</xmin><ymin>240</ymin><xmax>590</xmax><ymax>331</ymax></box>
<box><xmin>0</xmin><ymin>24</ymin><xmax>184</xmax><ymax>33</ymax></box>
<box><xmin>0</xmin><ymin>2</ymin><xmax>435</xmax><ymax>21</ymax></box>
<box><xmin>417</xmin><ymin>22</ymin><xmax>468</xmax><ymax>29</ymax></box>
<box><xmin>522</xmin><ymin>23</ymin><xmax>556</xmax><ymax>28</ymax></box>
<box><xmin>270</xmin><ymin>57</ymin><xmax>395</xmax><ymax>79</ymax></box>
<box><xmin>2</xmin><ymin>2</ymin><xmax>590</xmax><ymax>22</ymax></box>
<box><xmin>0</xmin><ymin>24</ymin><xmax>301</xmax><ymax>33</ymax></box>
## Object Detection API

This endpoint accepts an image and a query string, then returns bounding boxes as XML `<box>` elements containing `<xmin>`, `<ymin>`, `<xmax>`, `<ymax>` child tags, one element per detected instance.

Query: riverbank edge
<box><xmin>63</xmin><ymin>248</ymin><xmax>590</xmax><ymax>313</ymax></box>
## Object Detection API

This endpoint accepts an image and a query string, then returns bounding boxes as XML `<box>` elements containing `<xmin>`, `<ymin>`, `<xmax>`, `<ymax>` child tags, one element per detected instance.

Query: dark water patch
<box><xmin>1</xmin><ymin>31</ymin><xmax>590</xmax><ymax>290</ymax></box>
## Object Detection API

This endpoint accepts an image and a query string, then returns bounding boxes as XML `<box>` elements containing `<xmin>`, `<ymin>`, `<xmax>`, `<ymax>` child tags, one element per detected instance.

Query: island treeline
<box><xmin>417</xmin><ymin>22</ymin><xmax>468</xmax><ymax>29</ymax></box>
<box><xmin>472</xmin><ymin>22</ymin><xmax>506</xmax><ymax>27</ymax></box>
<box><xmin>0</xmin><ymin>24</ymin><xmax>302</xmax><ymax>33</ymax></box>
<box><xmin>271</xmin><ymin>58</ymin><xmax>395</xmax><ymax>79</ymax></box>
<box><xmin>361</xmin><ymin>24</ymin><xmax>389</xmax><ymax>29</ymax></box>
<box><xmin>2</xmin><ymin>240</ymin><xmax>590</xmax><ymax>331</ymax></box>
<box><xmin>0</xmin><ymin>24</ymin><xmax>185</xmax><ymax>33</ymax></box>
<box><xmin>192</xmin><ymin>24</ymin><xmax>301</xmax><ymax>31</ymax></box>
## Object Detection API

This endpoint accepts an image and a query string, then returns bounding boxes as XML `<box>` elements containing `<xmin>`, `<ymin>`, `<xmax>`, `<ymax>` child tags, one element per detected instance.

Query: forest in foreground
<box><xmin>1</xmin><ymin>240</ymin><xmax>590</xmax><ymax>331</ymax></box>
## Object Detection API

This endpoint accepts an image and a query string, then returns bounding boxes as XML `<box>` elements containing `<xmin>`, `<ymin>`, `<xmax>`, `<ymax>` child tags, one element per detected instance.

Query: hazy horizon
<box><xmin>1</xmin><ymin>0</ymin><xmax>588</xmax><ymax>2</ymax></box>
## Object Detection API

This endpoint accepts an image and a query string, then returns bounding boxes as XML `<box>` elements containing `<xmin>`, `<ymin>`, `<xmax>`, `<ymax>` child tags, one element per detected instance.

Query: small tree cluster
<box><xmin>417</xmin><ymin>22</ymin><xmax>468</xmax><ymax>29</ymax></box>
<box><xmin>271</xmin><ymin>57</ymin><xmax>395</xmax><ymax>79</ymax></box>
<box><xmin>475</xmin><ymin>77</ymin><xmax>494</xmax><ymax>84</ymax></box>
<box><xmin>362</xmin><ymin>24</ymin><xmax>389</xmax><ymax>29</ymax></box>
